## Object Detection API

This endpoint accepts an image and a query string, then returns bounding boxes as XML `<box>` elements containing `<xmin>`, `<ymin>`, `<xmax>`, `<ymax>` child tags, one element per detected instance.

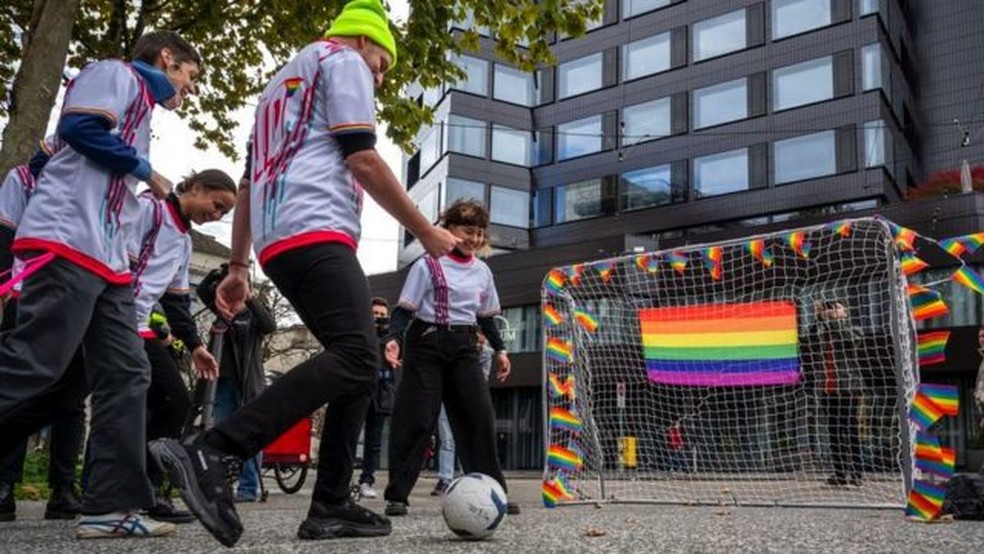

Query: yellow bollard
<box><xmin>619</xmin><ymin>436</ymin><xmax>637</xmax><ymax>469</ymax></box>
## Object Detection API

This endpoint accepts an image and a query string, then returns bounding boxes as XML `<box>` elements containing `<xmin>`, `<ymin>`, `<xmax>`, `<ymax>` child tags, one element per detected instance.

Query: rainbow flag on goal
<box><xmin>639</xmin><ymin>301</ymin><xmax>801</xmax><ymax>387</ymax></box>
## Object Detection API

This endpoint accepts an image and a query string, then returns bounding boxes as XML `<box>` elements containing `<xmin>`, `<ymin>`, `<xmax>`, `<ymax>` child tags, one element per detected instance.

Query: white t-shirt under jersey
<box><xmin>398</xmin><ymin>252</ymin><xmax>501</xmax><ymax>326</ymax></box>
<box><xmin>250</xmin><ymin>40</ymin><xmax>376</xmax><ymax>266</ymax></box>
<box><xmin>14</xmin><ymin>60</ymin><xmax>153</xmax><ymax>284</ymax></box>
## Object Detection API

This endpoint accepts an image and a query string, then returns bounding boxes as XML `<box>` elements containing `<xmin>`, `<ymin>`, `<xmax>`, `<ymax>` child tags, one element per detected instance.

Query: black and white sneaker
<box><xmin>148</xmin><ymin>436</ymin><xmax>243</xmax><ymax>547</ymax></box>
<box><xmin>297</xmin><ymin>498</ymin><xmax>392</xmax><ymax>540</ymax></box>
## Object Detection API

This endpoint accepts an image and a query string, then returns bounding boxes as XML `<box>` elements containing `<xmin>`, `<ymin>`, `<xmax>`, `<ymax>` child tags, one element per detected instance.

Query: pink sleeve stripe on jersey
<box><xmin>258</xmin><ymin>230</ymin><xmax>358</xmax><ymax>267</ymax></box>
<box><xmin>330</xmin><ymin>122</ymin><xmax>374</xmax><ymax>134</ymax></box>
<box><xmin>61</xmin><ymin>106</ymin><xmax>119</xmax><ymax>127</ymax></box>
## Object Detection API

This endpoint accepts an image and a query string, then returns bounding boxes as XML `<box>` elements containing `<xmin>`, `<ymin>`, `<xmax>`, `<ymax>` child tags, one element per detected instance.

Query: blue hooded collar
<box><xmin>131</xmin><ymin>60</ymin><xmax>177</xmax><ymax>105</ymax></box>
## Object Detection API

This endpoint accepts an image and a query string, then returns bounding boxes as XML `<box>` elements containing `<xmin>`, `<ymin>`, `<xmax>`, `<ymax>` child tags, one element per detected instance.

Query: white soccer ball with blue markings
<box><xmin>441</xmin><ymin>473</ymin><xmax>507</xmax><ymax>540</ymax></box>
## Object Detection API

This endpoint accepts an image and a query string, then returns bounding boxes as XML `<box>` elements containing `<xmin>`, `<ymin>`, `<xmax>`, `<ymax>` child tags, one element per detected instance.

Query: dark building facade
<box><xmin>369</xmin><ymin>0</ymin><xmax>984</xmax><ymax>470</ymax></box>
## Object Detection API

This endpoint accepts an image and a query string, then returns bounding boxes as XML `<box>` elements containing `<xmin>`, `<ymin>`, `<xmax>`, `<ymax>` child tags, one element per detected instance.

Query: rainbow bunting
<box><xmin>545</xmin><ymin>270</ymin><xmax>566</xmax><ymax>296</ymax></box>
<box><xmin>890</xmin><ymin>223</ymin><xmax>917</xmax><ymax>252</ymax></box>
<box><xmin>920</xmin><ymin>383</ymin><xmax>959</xmax><ymax>416</ymax></box>
<box><xmin>917</xmin><ymin>449</ymin><xmax>956</xmax><ymax>480</ymax></box>
<box><xmin>545</xmin><ymin>337</ymin><xmax>574</xmax><ymax>364</ymax></box>
<box><xmin>566</xmin><ymin>264</ymin><xmax>585</xmax><ymax>286</ymax></box>
<box><xmin>953</xmin><ymin>266</ymin><xmax>984</xmax><ymax>294</ymax></box>
<box><xmin>574</xmin><ymin>308</ymin><xmax>599</xmax><ymax>333</ymax></box>
<box><xmin>900</xmin><ymin>254</ymin><xmax>929</xmax><ymax>276</ymax></box>
<box><xmin>963</xmin><ymin>232</ymin><xmax>984</xmax><ymax>254</ymax></box>
<box><xmin>829</xmin><ymin>221</ymin><xmax>852</xmax><ymax>237</ymax></box>
<box><xmin>786</xmin><ymin>232</ymin><xmax>811</xmax><ymax>259</ymax></box>
<box><xmin>282</xmin><ymin>76</ymin><xmax>304</xmax><ymax>97</ymax></box>
<box><xmin>747</xmin><ymin>240</ymin><xmax>774</xmax><ymax>268</ymax></box>
<box><xmin>909</xmin><ymin>288</ymin><xmax>949</xmax><ymax>321</ymax></box>
<box><xmin>908</xmin><ymin>283</ymin><xmax>930</xmax><ymax>295</ymax></box>
<box><xmin>668</xmin><ymin>251</ymin><xmax>688</xmax><ymax>274</ymax></box>
<box><xmin>543</xmin><ymin>305</ymin><xmax>565</xmax><ymax>327</ymax></box>
<box><xmin>592</xmin><ymin>261</ymin><xmax>616</xmax><ymax>283</ymax></box>
<box><xmin>910</xmin><ymin>392</ymin><xmax>945</xmax><ymax>431</ymax></box>
<box><xmin>914</xmin><ymin>432</ymin><xmax>942</xmax><ymax>462</ymax></box>
<box><xmin>906</xmin><ymin>480</ymin><xmax>946</xmax><ymax>521</ymax></box>
<box><xmin>547</xmin><ymin>373</ymin><xmax>576</xmax><ymax>399</ymax></box>
<box><xmin>547</xmin><ymin>444</ymin><xmax>583</xmax><ymax>471</ymax></box>
<box><xmin>640</xmin><ymin>301</ymin><xmax>801</xmax><ymax>387</ymax></box>
<box><xmin>635</xmin><ymin>253</ymin><xmax>660</xmax><ymax>274</ymax></box>
<box><xmin>541</xmin><ymin>475</ymin><xmax>575</xmax><ymax>508</ymax></box>
<box><xmin>703</xmin><ymin>247</ymin><xmax>723</xmax><ymax>280</ymax></box>
<box><xmin>939</xmin><ymin>237</ymin><xmax>968</xmax><ymax>258</ymax></box>
<box><xmin>917</xmin><ymin>330</ymin><xmax>949</xmax><ymax>367</ymax></box>
<box><xmin>549</xmin><ymin>407</ymin><xmax>583</xmax><ymax>433</ymax></box>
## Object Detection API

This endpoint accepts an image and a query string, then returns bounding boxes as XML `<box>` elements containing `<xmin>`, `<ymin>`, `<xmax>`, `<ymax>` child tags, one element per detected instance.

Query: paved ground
<box><xmin>2</xmin><ymin>473</ymin><xmax>984</xmax><ymax>553</ymax></box>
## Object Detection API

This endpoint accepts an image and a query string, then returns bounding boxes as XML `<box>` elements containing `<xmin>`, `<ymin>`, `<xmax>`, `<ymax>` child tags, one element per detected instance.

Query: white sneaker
<box><xmin>76</xmin><ymin>512</ymin><xmax>176</xmax><ymax>538</ymax></box>
<box><xmin>359</xmin><ymin>482</ymin><xmax>378</xmax><ymax>499</ymax></box>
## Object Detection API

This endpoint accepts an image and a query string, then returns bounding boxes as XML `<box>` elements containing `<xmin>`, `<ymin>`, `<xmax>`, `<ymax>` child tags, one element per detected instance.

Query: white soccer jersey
<box><xmin>249</xmin><ymin>40</ymin><xmax>376</xmax><ymax>266</ymax></box>
<box><xmin>14</xmin><ymin>60</ymin><xmax>153</xmax><ymax>285</ymax></box>
<box><xmin>398</xmin><ymin>253</ymin><xmax>501</xmax><ymax>326</ymax></box>
<box><xmin>129</xmin><ymin>194</ymin><xmax>192</xmax><ymax>336</ymax></box>
<box><xmin>0</xmin><ymin>166</ymin><xmax>35</xmax><ymax>231</ymax></box>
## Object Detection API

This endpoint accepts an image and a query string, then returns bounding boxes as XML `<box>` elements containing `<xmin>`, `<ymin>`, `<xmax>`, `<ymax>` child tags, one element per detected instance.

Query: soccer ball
<box><xmin>441</xmin><ymin>473</ymin><xmax>507</xmax><ymax>540</ymax></box>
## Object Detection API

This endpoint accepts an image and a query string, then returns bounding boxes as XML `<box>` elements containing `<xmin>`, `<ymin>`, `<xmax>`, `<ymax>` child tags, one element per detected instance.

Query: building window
<box><xmin>773</xmin><ymin>56</ymin><xmax>833</xmax><ymax>111</ymax></box>
<box><xmin>533</xmin><ymin>187</ymin><xmax>553</xmax><ymax>227</ymax></box>
<box><xmin>557</xmin><ymin>52</ymin><xmax>603</xmax><ymax>100</ymax></box>
<box><xmin>862</xmin><ymin>43</ymin><xmax>883</xmax><ymax>91</ymax></box>
<box><xmin>444</xmin><ymin>177</ymin><xmax>486</xmax><ymax>207</ymax></box>
<box><xmin>622</xmin><ymin>0</ymin><xmax>671</xmax><ymax>19</ymax></box>
<box><xmin>494</xmin><ymin>64</ymin><xmax>537</xmax><ymax>106</ymax></box>
<box><xmin>501</xmin><ymin>305</ymin><xmax>543</xmax><ymax>353</ymax></box>
<box><xmin>623</xmin><ymin>97</ymin><xmax>671</xmax><ymax>145</ymax></box>
<box><xmin>859</xmin><ymin>0</ymin><xmax>878</xmax><ymax>16</ymax></box>
<box><xmin>414</xmin><ymin>184</ymin><xmax>440</xmax><ymax>224</ymax></box>
<box><xmin>555</xmin><ymin>179</ymin><xmax>603</xmax><ymax>223</ymax></box>
<box><xmin>771</xmin><ymin>0</ymin><xmax>832</xmax><ymax>40</ymax></box>
<box><xmin>622</xmin><ymin>32</ymin><xmax>670</xmax><ymax>81</ymax></box>
<box><xmin>450</xmin><ymin>55</ymin><xmax>488</xmax><ymax>96</ymax></box>
<box><xmin>419</xmin><ymin>126</ymin><xmax>441</xmax><ymax>174</ymax></box>
<box><xmin>444</xmin><ymin>115</ymin><xmax>486</xmax><ymax>158</ymax></box>
<box><xmin>694</xmin><ymin>148</ymin><xmax>749</xmax><ymax>198</ymax></box>
<box><xmin>560</xmin><ymin>0</ymin><xmax>604</xmax><ymax>38</ymax></box>
<box><xmin>693</xmin><ymin>9</ymin><xmax>746</xmax><ymax>62</ymax></box>
<box><xmin>491</xmin><ymin>125</ymin><xmax>532</xmax><ymax>166</ymax></box>
<box><xmin>774</xmin><ymin>130</ymin><xmax>837</xmax><ymax>184</ymax></box>
<box><xmin>490</xmin><ymin>186</ymin><xmax>530</xmax><ymax>228</ymax></box>
<box><xmin>557</xmin><ymin>115</ymin><xmax>603</xmax><ymax>161</ymax></box>
<box><xmin>423</xmin><ymin>85</ymin><xmax>444</xmax><ymax>107</ymax></box>
<box><xmin>863</xmin><ymin>120</ymin><xmax>887</xmax><ymax>168</ymax></box>
<box><xmin>694</xmin><ymin>78</ymin><xmax>748</xmax><ymax>129</ymax></box>
<box><xmin>620</xmin><ymin>164</ymin><xmax>683</xmax><ymax>210</ymax></box>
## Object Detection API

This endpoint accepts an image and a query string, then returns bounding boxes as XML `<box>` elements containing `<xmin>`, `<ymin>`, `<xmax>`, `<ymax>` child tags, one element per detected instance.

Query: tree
<box><xmin>0</xmin><ymin>0</ymin><xmax>603</xmax><ymax>176</ymax></box>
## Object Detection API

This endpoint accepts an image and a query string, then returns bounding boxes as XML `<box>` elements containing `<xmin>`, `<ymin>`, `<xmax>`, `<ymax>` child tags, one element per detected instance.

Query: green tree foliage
<box><xmin>0</xmin><ymin>0</ymin><xmax>602</xmax><ymax>160</ymax></box>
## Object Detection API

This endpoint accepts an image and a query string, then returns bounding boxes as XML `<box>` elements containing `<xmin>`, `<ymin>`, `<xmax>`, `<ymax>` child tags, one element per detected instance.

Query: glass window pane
<box><xmin>864</xmin><ymin>120</ymin><xmax>886</xmax><ymax>168</ymax></box>
<box><xmin>445</xmin><ymin>115</ymin><xmax>486</xmax><ymax>158</ymax></box>
<box><xmin>621</xmin><ymin>164</ymin><xmax>683</xmax><ymax>210</ymax></box>
<box><xmin>533</xmin><ymin>187</ymin><xmax>553</xmax><ymax>227</ymax></box>
<box><xmin>622</xmin><ymin>32</ymin><xmax>670</xmax><ymax>81</ymax></box>
<box><xmin>623</xmin><ymin>97</ymin><xmax>671</xmax><ymax>145</ymax></box>
<box><xmin>693</xmin><ymin>9</ymin><xmax>747</xmax><ymax>62</ymax></box>
<box><xmin>862</xmin><ymin>44</ymin><xmax>882</xmax><ymax>91</ymax></box>
<box><xmin>772</xmin><ymin>0</ymin><xmax>832</xmax><ymax>40</ymax></box>
<box><xmin>494</xmin><ymin>64</ymin><xmax>536</xmax><ymax>106</ymax></box>
<box><xmin>491</xmin><ymin>125</ymin><xmax>532</xmax><ymax>166</ymax></box>
<box><xmin>622</xmin><ymin>0</ymin><xmax>671</xmax><ymax>19</ymax></box>
<box><xmin>490</xmin><ymin>186</ymin><xmax>530</xmax><ymax>228</ymax></box>
<box><xmin>774</xmin><ymin>130</ymin><xmax>837</xmax><ymax>184</ymax></box>
<box><xmin>694</xmin><ymin>148</ymin><xmax>749</xmax><ymax>198</ymax></box>
<box><xmin>694</xmin><ymin>78</ymin><xmax>747</xmax><ymax>129</ymax></box>
<box><xmin>558</xmin><ymin>53</ymin><xmax>603</xmax><ymax>99</ymax></box>
<box><xmin>860</xmin><ymin>0</ymin><xmax>878</xmax><ymax>16</ymax></box>
<box><xmin>445</xmin><ymin>178</ymin><xmax>485</xmax><ymax>207</ymax></box>
<box><xmin>423</xmin><ymin>85</ymin><xmax>444</xmax><ymax>107</ymax></box>
<box><xmin>416</xmin><ymin>185</ymin><xmax>440</xmax><ymax>223</ymax></box>
<box><xmin>557</xmin><ymin>115</ymin><xmax>603</xmax><ymax>161</ymax></box>
<box><xmin>419</xmin><ymin>127</ymin><xmax>440</xmax><ymax>173</ymax></box>
<box><xmin>450</xmin><ymin>55</ymin><xmax>488</xmax><ymax>96</ymax></box>
<box><xmin>773</xmin><ymin>56</ymin><xmax>834</xmax><ymax>111</ymax></box>
<box><xmin>555</xmin><ymin>180</ymin><xmax>603</xmax><ymax>223</ymax></box>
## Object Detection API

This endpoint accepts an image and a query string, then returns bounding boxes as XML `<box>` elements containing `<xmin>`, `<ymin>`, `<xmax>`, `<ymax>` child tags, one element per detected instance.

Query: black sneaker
<box><xmin>0</xmin><ymin>482</ymin><xmax>15</xmax><ymax>522</ymax></box>
<box><xmin>506</xmin><ymin>502</ymin><xmax>520</xmax><ymax>515</ymax></box>
<box><xmin>297</xmin><ymin>498</ymin><xmax>392</xmax><ymax>540</ymax></box>
<box><xmin>384</xmin><ymin>501</ymin><xmax>407</xmax><ymax>517</ymax></box>
<box><xmin>149</xmin><ymin>437</ymin><xmax>243</xmax><ymax>547</ymax></box>
<box><xmin>146</xmin><ymin>496</ymin><xmax>196</xmax><ymax>524</ymax></box>
<box><xmin>44</xmin><ymin>485</ymin><xmax>82</xmax><ymax>520</ymax></box>
<box><xmin>430</xmin><ymin>479</ymin><xmax>449</xmax><ymax>497</ymax></box>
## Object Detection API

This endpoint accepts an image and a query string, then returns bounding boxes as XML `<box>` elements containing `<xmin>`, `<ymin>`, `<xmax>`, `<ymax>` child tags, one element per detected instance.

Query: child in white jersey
<box><xmin>382</xmin><ymin>199</ymin><xmax>516</xmax><ymax>516</ymax></box>
<box><xmin>130</xmin><ymin>170</ymin><xmax>236</xmax><ymax>522</ymax></box>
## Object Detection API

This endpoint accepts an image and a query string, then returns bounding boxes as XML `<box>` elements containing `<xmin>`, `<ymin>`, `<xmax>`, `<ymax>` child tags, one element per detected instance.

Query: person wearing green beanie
<box><xmin>325</xmin><ymin>0</ymin><xmax>398</xmax><ymax>66</ymax></box>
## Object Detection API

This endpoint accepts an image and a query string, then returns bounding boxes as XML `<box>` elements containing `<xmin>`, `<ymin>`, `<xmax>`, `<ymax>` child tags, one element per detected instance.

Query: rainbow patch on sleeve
<box><xmin>282</xmin><ymin>76</ymin><xmax>304</xmax><ymax>97</ymax></box>
<box><xmin>640</xmin><ymin>301</ymin><xmax>801</xmax><ymax>387</ymax></box>
<box><xmin>917</xmin><ymin>330</ymin><xmax>949</xmax><ymax>366</ymax></box>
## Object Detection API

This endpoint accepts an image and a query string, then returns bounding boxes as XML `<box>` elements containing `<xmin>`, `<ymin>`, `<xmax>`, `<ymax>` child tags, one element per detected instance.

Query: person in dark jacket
<box><xmin>198</xmin><ymin>265</ymin><xmax>277</xmax><ymax>502</ymax></box>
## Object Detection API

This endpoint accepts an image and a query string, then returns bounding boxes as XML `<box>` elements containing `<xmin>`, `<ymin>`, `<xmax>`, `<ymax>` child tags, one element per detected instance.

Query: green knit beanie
<box><xmin>325</xmin><ymin>0</ymin><xmax>398</xmax><ymax>65</ymax></box>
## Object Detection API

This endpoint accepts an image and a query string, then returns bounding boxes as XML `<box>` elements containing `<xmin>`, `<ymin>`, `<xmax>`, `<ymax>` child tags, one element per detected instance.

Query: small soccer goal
<box><xmin>541</xmin><ymin>217</ymin><xmax>918</xmax><ymax>508</ymax></box>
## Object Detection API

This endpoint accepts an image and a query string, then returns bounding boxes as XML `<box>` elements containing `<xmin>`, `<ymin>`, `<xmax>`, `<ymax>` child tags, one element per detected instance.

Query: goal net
<box><xmin>542</xmin><ymin>217</ymin><xmax>917</xmax><ymax>508</ymax></box>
